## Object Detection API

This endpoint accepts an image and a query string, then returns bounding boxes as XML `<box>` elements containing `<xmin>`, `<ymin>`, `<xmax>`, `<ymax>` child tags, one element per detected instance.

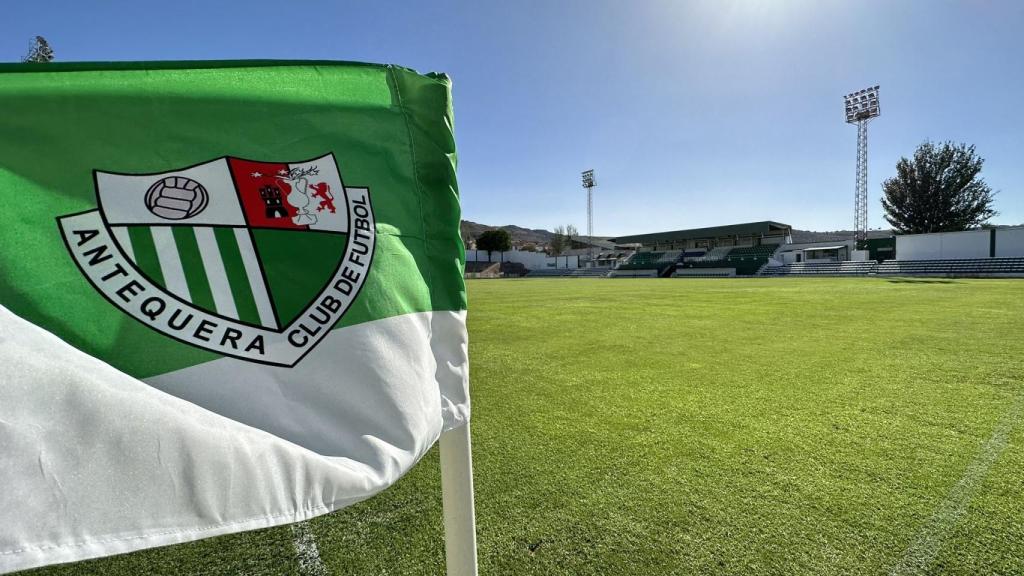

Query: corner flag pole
<box><xmin>439</xmin><ymin>424</ymin><xmax>479</xmax><ymax>576</ymax></box>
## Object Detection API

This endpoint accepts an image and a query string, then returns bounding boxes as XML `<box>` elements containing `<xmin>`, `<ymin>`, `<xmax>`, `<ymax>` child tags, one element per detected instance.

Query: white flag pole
<box><xmin>439</xmin><ymin>423</ymin><xmax>479</xmax><ymax>576</ymax></box>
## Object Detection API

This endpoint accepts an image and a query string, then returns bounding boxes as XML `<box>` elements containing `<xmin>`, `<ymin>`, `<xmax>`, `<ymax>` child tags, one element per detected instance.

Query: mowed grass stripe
<box><xmin>172</xmin><ymin>226</ymin><xmax>216</xmax><ymax>313</ymax></box>
<box><xmin>214</xmin><ymin>227</ymin><xmax>262</xmax><ymax>325</ymax></box>
<box><xmin>126</xmin><ymin>226</ymin><xmax>164</xmax><ymax>288</ymax></box>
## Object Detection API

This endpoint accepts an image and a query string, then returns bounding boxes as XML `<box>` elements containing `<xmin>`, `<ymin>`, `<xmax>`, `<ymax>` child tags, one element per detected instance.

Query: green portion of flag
<box><xmin>251</xmin><ymin>228</ymin><xmax>348</xmax><ymax>327</ymax></box>
<box><xmin>0</xmin><ymin>61</ymin><xmax>464</xmax><ymax>378</ymax></box>
<box><xmin>127</xmin><ymin>227</ymin><xmax>165</xmax><ymax>288</ymax></box>
<box><xmin>172</xmin><ymin>227</ymin><xmax>217</xmax><ymax>314</ymax></box>
<box><xmin>214</xmin><ymin>227</ymin><xmax>262</xmax><ymax>326</ymax></box>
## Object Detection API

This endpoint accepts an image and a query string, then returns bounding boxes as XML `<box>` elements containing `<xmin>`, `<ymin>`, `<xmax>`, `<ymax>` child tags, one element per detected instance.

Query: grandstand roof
<box><xmin>610</xmin><ymin>221</ymin><xmax>791</xmax><ymax>244</ymax></box>
<box><xmin>568</xmin><ymin>238</ymin><xmax>617</xmax><ymax>250</ymax></box>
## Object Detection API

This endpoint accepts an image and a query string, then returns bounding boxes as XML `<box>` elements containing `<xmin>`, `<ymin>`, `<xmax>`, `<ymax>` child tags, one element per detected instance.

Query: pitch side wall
<box><xmin>896</xmin><ymin>227</ymin><xmax>1024</xmax><ymax>260</ymax></box>
<box><xmin>995</xmin><ymin>227</ymin><xmax>1024</xmax><ymax>257</ymax></box>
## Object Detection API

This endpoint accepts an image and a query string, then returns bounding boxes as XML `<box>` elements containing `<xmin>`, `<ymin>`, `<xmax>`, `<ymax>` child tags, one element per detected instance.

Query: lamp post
<box><xmin>844</xmin><ymin>85</ymin><xmax>880</xmax><ymax>247</ymax></box>
<box><xmin>581</xmin><ymin>169</ymin><xmax>595</xmax><ymax>267</ymax></box>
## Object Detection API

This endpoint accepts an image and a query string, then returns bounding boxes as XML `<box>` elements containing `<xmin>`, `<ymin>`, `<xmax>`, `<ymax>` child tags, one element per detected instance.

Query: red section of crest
<box><xmin>228</xmin><ymin>158</ymin><xmax>308</xmax><ymax>230</ymax></box>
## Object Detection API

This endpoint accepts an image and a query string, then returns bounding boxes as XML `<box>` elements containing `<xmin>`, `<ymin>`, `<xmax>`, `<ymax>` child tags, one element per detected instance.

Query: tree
<box><xmin>549</xmin><ymin>226</ymin><xmax>567</xmax><ymax>255</ymax></box>
<box><xmin>476</xmin><ymin>229</ymin><xmax>511</xmax><ymax>261</ymax></box>
<box><xmin>565</xmin><ymin>224</ymin><xmax>579</xmax><ymax>248</ymax></box>
<box><xmin>23</xmin><ymin>36</ymin><xmax>54</xmax><ymax>63</ymax></box>
<box><xmin>549</xmin><ymin>224</ymin><xmax>580</xmax><ymax>255</ymax></box>
<box><xmin>881</xmin><ymin>141</ymin><xmax>997</xmax><ymax>234</ymax></box>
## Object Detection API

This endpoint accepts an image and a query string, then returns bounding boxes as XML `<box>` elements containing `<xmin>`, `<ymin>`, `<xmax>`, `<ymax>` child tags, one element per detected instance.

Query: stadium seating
<box><xmin>615</xmin><ymin>251</ymin><xmax>676</xmax><ymax>276</ymax></box>
<box><xmin>464</xmin><ymin>261</ymin><xmax>501</xmax><ymax>278</ymax></box>
<box><xmin>683</xmin><ymin>260</ymin><xmax>734</xmax><ymax>268</ymax></box>
<box><xmin>524</xmin><ymin>268</ymin><xmax>574</xmax><ymax>277</ymax></box>
<box><xmin>609</xmin><ymin>269</ymin><xmax>660</xmax><ymax>278</ymax></box>
<box><xmin>679</xmin><ymin>244</ymin><xmax>778</xmax><ymax>276</ymax></box>
<box><xmin>721</xmin><ymin>245</ymin><xmax>776</xmax><ymax>275</ymax></box>
<box><xmin>624</xmin><ymin>252</ymin><xmax>664</xmax><ymax>266</ymax></box>
<box><xmin>500</xmin><ymin>262</ymin><xmax>528</xmax><ymax>277</ymax></box>
<box><xmin>876</xmin><ymin>258</ymin><xmax>1024</xmax><ymax>276</ymax></box>
<box><xmin>568</xmin><ymin>267</ymin><xmax>612</xmax><ymax>277</ymax></box>
<box><xmin>657</xmin><ymin>250</ymin><xmax>683</xmax><ymax>263</ymax></box>
<box><xmin>759</xmin><ymin>257</ymin><xmax>1024</xmax><ymax>277</ymax></box>
<box><xmin>672</xmin><ymin>268</ymin><xmax>734</xmax><ymax>278</ymax></box>
<box><xmin>525</xmin><ymin>267</ymin><xmax>612</xmax><ymax>278</ymax></box>
<box><xmin>510</xmin><ymin>258</ymin><xmax>1024</xmax><ymax>278</ymax></box>
<box><xmin>673</xmin><ymin>273</ymin><xmax>734</xmax><ymax>278</ymax></box>
<box><xmin>760</xmin><ymin>261</ymin><xmax>877</xmax><ymax>276</ymax></box>
<box><xmin>465</xmin><ymin>261</ymin><xmax>496</xmax><ymax>272</ymax></box>
<box><xmin>691</xmin><ymin>246</ymin><xmax>732</xmax><ymax>262</ymax></box>
<box><xmin>726</xmin><ymin>245</ymin><xmax>777</xmax><ymax>259</ymax></box>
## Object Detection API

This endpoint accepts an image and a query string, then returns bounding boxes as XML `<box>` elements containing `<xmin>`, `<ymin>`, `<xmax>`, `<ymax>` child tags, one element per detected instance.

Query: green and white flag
<box><xmin>0</xmin><ymin>61</ymin><xmax>468</xmax><ymax>573</ymax></box>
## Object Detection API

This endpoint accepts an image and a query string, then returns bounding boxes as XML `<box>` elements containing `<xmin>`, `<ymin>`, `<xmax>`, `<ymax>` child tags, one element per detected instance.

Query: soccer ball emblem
<box><xmin>145</xmin><ymin>176</ymin><xmax>209</xmax><ymax>220</ymax></box>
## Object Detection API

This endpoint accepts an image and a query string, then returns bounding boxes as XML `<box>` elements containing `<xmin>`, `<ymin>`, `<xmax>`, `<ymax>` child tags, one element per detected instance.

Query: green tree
<box><xmin>549</xmin><ymin>225</ymin><xmax>566</xmax><ymax>256</ymax></box>
<box><xmin>565</xmin><ymin>224</ymin><xmax>579</xmax><ymax>248</ymax></box>
<box><xmin>476</xmin><ymin>229</ymin><xmax>511</xmax><ymax>261</ymax></box>
<box><xmin>881</xmin><ymin>141</ymin><xmax>997</xmax><ymax>234</ymax></box>
<box><xmin>22</xmin><ymin>36</ymin><xmax>54</xmax><ymax>63</ymax></box>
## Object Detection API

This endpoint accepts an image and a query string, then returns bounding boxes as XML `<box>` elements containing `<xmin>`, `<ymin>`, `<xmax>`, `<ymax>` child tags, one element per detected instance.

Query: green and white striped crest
<box><xmin>0</xmin><ymin>61</ymin><xmax>467</xmax><ymax>382</ymax></box>
<box><xmin>58</xmin><ymin>153</ymin><xmax>376</xmax><ymax>366</ymax></box>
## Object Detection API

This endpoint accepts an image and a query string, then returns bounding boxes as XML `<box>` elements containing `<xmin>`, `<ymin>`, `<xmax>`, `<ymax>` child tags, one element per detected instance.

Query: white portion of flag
<box><xmin>234</xmin><ymin>228</ymin><xmax>278</xmax><ymax>329</ymax></box>
<box><xmin>97</xmin><ymin>158</ymin><xmax>246</xmax><ymax>227</ymax></box>
<box><xmin>111</xmin><ymin>226</ymin><xmax>134</xmax><ymax>262</ymax></box>
<box><xmin>193</xmin><ymin>227</ymin><xmax>239</xmax><ymax>320</ymax></box>
<box><xmin>288</xmin><ymin>156</ymin><xmax>348</xmax><ymax>233</ymax></box>
<box><xmin>151</xmin><ymin>226</ymin><xmax>192</xmax><ymax>302</ymax></box>
<box><xmin>0</xmin><ymin>306</ymin><xmax>470</xmax><ymax>574</ymax></box>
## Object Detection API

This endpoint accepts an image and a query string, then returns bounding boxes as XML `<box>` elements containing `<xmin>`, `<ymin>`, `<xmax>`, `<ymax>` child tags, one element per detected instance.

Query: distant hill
<box><xmin>461</xmin><ymin>220</ymin><xmax>892</xmax><ymax>247</ymax></box>
<box><xmin>461</xmin><ymin>220</ymin><xmax>614</xmax><ymax>247</ymax></box>
<box><xmin>790</xmin><ymin>229</ymin><xmax>894</xmax><ymax>243</ymax></box>
<box><xmin>460</xmin><ymin>220</ymin><xmax>555</xmax><ymax>246</ymax></box>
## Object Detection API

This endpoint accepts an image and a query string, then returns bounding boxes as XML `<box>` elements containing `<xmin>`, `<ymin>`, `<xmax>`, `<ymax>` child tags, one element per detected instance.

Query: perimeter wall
<box><xmin>895</xmin><ymin>227</ymin><xmax>1024</xmax><ymax>260</ymax></box>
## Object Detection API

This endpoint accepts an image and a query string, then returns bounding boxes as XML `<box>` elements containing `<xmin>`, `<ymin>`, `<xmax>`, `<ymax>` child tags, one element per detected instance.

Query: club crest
<box><xmin>58</xmin><ymin>153</ymin><xmax>375</xmax><ymax>367</ymax></box>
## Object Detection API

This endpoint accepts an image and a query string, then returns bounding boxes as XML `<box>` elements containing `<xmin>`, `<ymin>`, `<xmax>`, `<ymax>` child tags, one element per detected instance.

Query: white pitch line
<box><xmin>291</xmin><ymin>521</ymin><xmax>329</xmax><ymax>576</ymax></box>
<box><xmin>889</xmin><ymin>392</ymin><xmax>1022</xmax><ymax>576</ymax></box>
<box><xmin>150</xmin><ymin>226</ymin><xmax>191</xmax><ymax>302</ymax></box>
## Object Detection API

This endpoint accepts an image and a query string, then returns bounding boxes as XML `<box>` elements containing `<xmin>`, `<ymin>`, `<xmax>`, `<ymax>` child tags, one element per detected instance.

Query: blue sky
<box><xmin>3</xmin><ymin>1</ymin><xmax>1022</xmax><ymax>235</ymax></box>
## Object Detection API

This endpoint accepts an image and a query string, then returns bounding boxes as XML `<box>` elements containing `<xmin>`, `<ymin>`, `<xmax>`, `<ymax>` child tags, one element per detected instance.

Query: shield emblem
<box><xmin>58</xmin><ymin>153</ymin><xmax>375</xmax><ymax>367</ymax></box>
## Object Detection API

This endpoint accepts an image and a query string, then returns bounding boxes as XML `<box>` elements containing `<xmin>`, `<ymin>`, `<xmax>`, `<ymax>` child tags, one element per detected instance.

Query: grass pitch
<box><xmin>29</xmin><ymin>278</ymin><xmax>1024</xmax><ymax>575</ymax></box>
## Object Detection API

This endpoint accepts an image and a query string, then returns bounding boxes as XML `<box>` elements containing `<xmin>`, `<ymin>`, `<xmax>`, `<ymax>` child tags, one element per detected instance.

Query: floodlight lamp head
<box><xmin>581</xmin><ymin>169</ymin><xmax>595</xmax><ymax>188</ymax></box>
<box><xmin>844</xmin><ymin>85</ymin><xmax>880</xmax><ymax>123</ymax></box>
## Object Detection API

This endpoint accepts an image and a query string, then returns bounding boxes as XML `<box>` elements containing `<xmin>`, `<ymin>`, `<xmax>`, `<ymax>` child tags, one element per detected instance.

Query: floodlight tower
<box><xmin>844</xmin><ymin>86</ymin><xmax>880</xmax><ymax>246</ymax></box>
<box><xmin>581</xmin><ymin>169</ymin><xmax>596</xmax><ymax>266</ymax></box>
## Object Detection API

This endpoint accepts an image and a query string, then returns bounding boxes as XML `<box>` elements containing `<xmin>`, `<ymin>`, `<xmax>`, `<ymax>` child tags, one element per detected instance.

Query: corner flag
<box><xmin>0</xmin><ymin>60</ymin><xmax>471</xmax><ymax>573</ymax></box>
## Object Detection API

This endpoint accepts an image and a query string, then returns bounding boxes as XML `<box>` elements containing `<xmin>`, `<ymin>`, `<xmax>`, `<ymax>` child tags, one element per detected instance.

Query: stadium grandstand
<box><xmin>608</xmin><ymin>221</ymin><xmax>792</xmax><ymax>277</ymax></box>
<box><xmin>473</xmin><ymin>221</ymin><xmax>1024</xmax><ymax>279</ymax></box>
<box><xmin>561</xmin><ymin>238</ymin><xmax>636</xmax><ymax>269</ymax></box>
